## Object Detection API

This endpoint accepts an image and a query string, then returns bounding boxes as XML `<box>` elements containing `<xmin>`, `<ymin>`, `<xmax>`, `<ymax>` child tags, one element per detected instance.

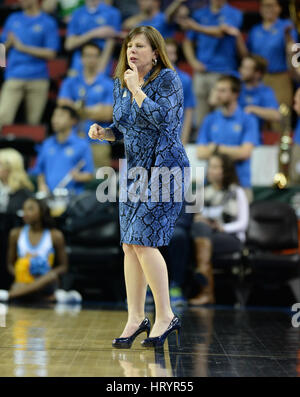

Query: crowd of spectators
<box><xmin>0</xmin><ymin>0</ymin><xmax>299</xmax><ymax>305</ymax></box>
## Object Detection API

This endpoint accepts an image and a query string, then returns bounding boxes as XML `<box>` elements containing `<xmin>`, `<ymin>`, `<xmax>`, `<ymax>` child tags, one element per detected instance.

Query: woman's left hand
<box><xmin>124</xmin><ymin>62</ymin><xmax>140</xmax><ymax>94</ymax></box>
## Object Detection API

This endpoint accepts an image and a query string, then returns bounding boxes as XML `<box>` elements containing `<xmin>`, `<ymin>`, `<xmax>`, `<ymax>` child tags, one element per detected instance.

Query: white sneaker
<box><xmin>66</xmin><ymin>290</ymin><xmax>82</xmax><ymax>303</ymax></box>
<box><xmin>54</xmin><ymin>289</ymin><xmax>69</xmax><ymax>303</ymax></box>
<box><xmin>0</xmin><ymin>290</ymin><xmax>9</xmax><ymax>302</ymax></box>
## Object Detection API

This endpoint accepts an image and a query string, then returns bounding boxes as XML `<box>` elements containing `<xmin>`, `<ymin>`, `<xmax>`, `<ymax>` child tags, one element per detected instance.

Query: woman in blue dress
<box><xmin>88</xmin><ymin>26</ymin><xmax>190</xmax><ymax>348</ymax></box>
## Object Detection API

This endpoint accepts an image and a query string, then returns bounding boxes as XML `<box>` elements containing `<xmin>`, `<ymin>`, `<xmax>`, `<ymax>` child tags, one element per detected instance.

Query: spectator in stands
<box><xmin>58</xmin><ymin>42</ymin><xmax>114</xmax><ymax>168</ymax></box>
<box><xmin>0</xmin><ymin>0</ymin><xmax>60</xmax><ymax>129</ymax></box>
<box><xmin>165</xmin><ymin>38</ymin><xmax>196</xmax><ymax>145</ymax></box>
<box><xmin>239</xmin><ymin>54</ymin><xmax>281</xmax><ymax>139</ymax></box>
<box><xmin>0</xmin><ymin>148</ymin><xmax>34</xmax><ymax>214</ymax></box>
<box><xmin>122</xmin><ymin>0</ymin><xmax>182</xmax><ymax>38</ymax></box>
<box><xmin>65</xmin><ymin>0</ymin><xmax>121</xmax><ymax>76</ymax></box>
<box><xmin>31</xmin><ymin>105</ymin><xmax>94</xmax><ymax>194</ymax></box>
<box><xmin>290</xmin><ymin>87</ymin><xmax>300</xmax><ymax>185</ymax></box>
<box><xmin>0</xmin><ymin>197</ymin><xmax>80</xmax><ymax>303</ymax></box>
<box><xmin>189</xmin><ymin>152</ymin><xmax>249</xmax><ymax>305</ymax></box>
<box><xmin>247</xmin><ymin>0</ymin><xmax>298</xmax><ymax>107</ymax></box>
<box><xmin>196</xmin><ymin>75</ymin><xmax>260</xmax><ymax>202</ymax></box>
<box><xmin>42</xmin><ymin>0</ymin><xmax>84</xmax><ymax>23</ymax></box>
<box><xmin>181</xmin><ymin>0</ymin><xmax>246</xmax><ymax>130</ymax></box>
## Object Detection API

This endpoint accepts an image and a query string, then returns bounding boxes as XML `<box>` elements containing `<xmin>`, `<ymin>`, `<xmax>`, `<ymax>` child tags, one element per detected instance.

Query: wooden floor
<box><xmin>0</xmin><ymin>302</ymin><xmax>299</xmax><ymax>377</ymax></box>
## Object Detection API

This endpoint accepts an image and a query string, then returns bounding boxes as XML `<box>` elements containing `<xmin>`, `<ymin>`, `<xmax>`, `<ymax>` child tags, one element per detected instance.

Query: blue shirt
<box><xmin>67</xmin><ymin>2</ymin><xmax>121</xmax><ymax>73</ymax></box>
<box><xmin>239</xmin><ymin>82</ymin><xmax>279</xmax><ymax>137</ymax></box>
<box><xmin>186</xmin><ymin>4</ymin><xmax>243</xmax><ymax>74</ymax></box>
<box><xmin>137</xmin><ymin>11</ymin><xmax>175</xmax><ymax>38</ymax></box>
<box><xmin>58</xmin><ymin>72</ymin><xmax>114</xmax><ymax>143</ymax></box>
<box><xmin>31</xmin><ymin>130</ymin><xmax>94</xmax><ymax>194</ymax></box>
<box><xmin>197</xmin><ymin>106</ymin><xmax>260</xmax><ymax>188</ymax></box>
<box><xmin>1</xmin><ymin>11</ymin><xmax>60</xmax><ymax>80</ymax></box>
<box><xmin>247</xmin><ymin>19</ymin><xmax>298</xmax><ymax>73</ymax></box>
<box><xmin>176</xmin><ymin>67</ymin><xmax>196</xmax><ymax>110</ymax></box>
<box><xmin>294</xmin><ymin>119</ymin><xmax>300</xmax><ymax>145</ymax></box>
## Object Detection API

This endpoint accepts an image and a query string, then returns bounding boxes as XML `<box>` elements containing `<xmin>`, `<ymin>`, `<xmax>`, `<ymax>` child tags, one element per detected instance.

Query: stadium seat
<box><xmin>229</xmin><ymin>0</ymin><xmax>260</xmax><ymax>12</ymax></box>
<box><xmin>244</xmin><ymin>200</ymin><xmax>300</xmax><ymax>304</ymax></box>
<box><xmin>1</xmin><ymin>124</ymin><xmax>46</xmax><ymax>142</ymax></box>
<box><xmin>47</xmin><ymin>58</ymin><xmax>69</xmax><ymax>81</ymax></box>
<box><xmin>262</xmin><ymin>130</ymin><xmax>281</xmax><ymax>145</ymax></box>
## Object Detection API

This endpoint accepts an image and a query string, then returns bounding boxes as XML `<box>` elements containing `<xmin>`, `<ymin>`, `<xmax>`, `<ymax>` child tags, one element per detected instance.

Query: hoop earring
<box><xmin>152</xmin><ymin>58</ymin><xmax>157</xmax><ymax>66</ymax></box>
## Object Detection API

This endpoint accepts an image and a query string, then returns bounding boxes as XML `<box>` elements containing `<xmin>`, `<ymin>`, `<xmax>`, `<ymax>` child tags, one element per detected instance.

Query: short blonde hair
<box><xmin>114</xmin><ymin>25</ymin><xmax>175</xmax><ymax>88</ymax></box>
<box><xmin>0</xmin><ymin>148</ymin><xmax>34</xmax><ymax>193</ymax></box>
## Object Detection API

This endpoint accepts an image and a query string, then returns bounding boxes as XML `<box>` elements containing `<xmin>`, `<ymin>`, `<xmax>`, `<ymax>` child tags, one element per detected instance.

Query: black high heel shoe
<box><xmin>141</xmin><ymin>316</ymin><xmax>181</xmax><ymax>348</ymax></box>
<box><xmin>112</xmin><ymin>318</ymin><xmax>151</xmax><ymax>349</ymax></box>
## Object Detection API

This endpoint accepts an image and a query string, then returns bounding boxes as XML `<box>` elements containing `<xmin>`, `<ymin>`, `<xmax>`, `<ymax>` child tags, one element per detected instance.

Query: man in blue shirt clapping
<box><xmin>0</xmin><ymin>0</ymin><xmax>60</xmax><ymax>128</ymax></box>
<box><xmin>65</xmin><ymin>0</ymin><xmax>122</xmax><ymax>76</ymax></box>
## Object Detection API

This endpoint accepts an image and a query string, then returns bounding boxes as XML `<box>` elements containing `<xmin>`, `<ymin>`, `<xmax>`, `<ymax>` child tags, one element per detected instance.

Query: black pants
<box><xmin>167</xmin><ymin>226</ymin><xmax>191</xmax><ymax>288</ymax></box>
<box><xmin>191</xmin><ymin>221</ymin><xmax>242</xmax><ymax>254</ymax></box>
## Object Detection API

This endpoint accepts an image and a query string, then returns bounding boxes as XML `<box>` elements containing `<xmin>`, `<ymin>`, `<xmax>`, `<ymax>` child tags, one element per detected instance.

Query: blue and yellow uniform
<box><xmin>15</xmin><ymin>226</ymin><xmax>54</xmax><ymax>284</ymax></box>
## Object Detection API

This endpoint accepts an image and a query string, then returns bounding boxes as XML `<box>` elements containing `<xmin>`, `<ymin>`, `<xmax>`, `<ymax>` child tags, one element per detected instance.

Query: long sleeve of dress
<box><xmin>108</xmin><ymin>78</ymin><xmax>124</xmax><ymax>141</ymax></box>
<box><xmin>132</xmin><ymin>69</ymin><xmax>183</xmax><ymax>131</ymax></box>
<box><xmin>108</xmin><ymin>123</ymin><xmax>124</xmax><ymax>141</ymax></box>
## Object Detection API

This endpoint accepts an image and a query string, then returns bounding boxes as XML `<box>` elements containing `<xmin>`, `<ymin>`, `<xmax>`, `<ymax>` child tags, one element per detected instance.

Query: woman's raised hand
<box><xmin>124</xmin><ymin>62</ymin><xmax>140</xmax><ymax>94</ymax></box>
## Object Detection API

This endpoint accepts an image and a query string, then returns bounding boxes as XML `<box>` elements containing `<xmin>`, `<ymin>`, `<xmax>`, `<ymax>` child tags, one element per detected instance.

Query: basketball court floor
<box><xmin>0</xmin><ymin>302</ymin><xmax>299</xmax><ymax>377</ymax></box>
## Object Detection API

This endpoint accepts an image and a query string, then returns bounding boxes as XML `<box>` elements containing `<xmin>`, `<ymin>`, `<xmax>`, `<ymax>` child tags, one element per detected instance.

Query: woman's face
<box><xmin>23</xmin><ymin>199</ymin><xmax>41</xmax><ymax>225</ymax></box>
<box><xmin>127</xmin><ymin>34</ymin><xmax>157</xmax><ymax>74</ymax></box>
<box><xmin>207</xmin><ymin>156</ymin><xmax>224</xmax><ymax>184</ymax></box>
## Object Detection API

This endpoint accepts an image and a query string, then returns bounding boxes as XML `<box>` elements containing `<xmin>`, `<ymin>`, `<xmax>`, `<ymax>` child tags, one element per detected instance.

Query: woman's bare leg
<box><xmin>119</xmin><ymin>243</ymin><xmax>148</xmax><ymax>338</ymax></box>
<box><xmin>133</xmin><ymin>245</ymin><xmax>174</xmax><ymax>338</ymax></box>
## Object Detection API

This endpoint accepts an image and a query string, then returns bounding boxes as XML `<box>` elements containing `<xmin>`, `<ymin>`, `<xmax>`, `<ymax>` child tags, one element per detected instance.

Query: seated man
<box><xmin>239</xmin><ymin>54</ymin><xmax>281</xmax><ymax>139</ymax></box>
<box><xmin>58</xmin><ymin>42</ymin><xmax>114</xmax><ymax>168</ymax></box>
<box><xmin>31</xmin><ymin>105</ymin><xmax>94</xmax><ymax>195</ymax></box>
<box><xmin>196</xmin><ymin>75</ymin><xmax>260</xmax><ymax>201</ymax></box>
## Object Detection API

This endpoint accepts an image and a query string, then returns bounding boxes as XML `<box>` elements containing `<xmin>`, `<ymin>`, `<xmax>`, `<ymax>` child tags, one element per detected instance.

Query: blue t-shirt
<box><xmin>1</xmin><ymin>11</ymin><xmax>60</xmax><ymax>80</ymax></box>
<box><xmin>239</xmin><ymin>82</ymin><xmax>279</xmax><ymax>136</ymax></box>
<box><xmin>67</xmin><ymin>3</ymin><xmax>121</xmax><ymax>72</ymax></box>
<box><xmin>196</xmin><ymin>106</ymin><xmax>260</xmax><ymax>188</ymax></box>
<box><xmin>294</xmin><ymin>118</ymin><xmax>300</xmax><ymax>144</ymax></box>
<box><xmin>31</xmin><ymin>130</ymin><xmax>94</xmax><ymax>194</ymax></box>
<box><xmin>186</xmin><ymin>4</ymin><xmax>243</xmax><ymax>74</ymax></box>
<box><xmin>247</xmin><ymin>18</ymin><xmax>298</xmax><ymax>73</ymax></box>
<box><xmin>58</xmin><ymin>72</ymin><xmax>114</xmax><ymax>143</ymax></box>
<box><xmin>137</xmin><ymin>11</ymin><xmax>175</xmax><ymax>38</ymax></box>
<box><xmin>176</xmin><ymin>67</ymin><xmax>196</xmax><ymax>110</ymax></box>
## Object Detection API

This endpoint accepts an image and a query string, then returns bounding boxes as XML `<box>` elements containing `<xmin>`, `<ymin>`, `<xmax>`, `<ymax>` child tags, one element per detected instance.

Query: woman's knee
<box><xmin>122</xmin><ymin>243</ymin><xmax>136</xmax><ymax>255</ymax></box>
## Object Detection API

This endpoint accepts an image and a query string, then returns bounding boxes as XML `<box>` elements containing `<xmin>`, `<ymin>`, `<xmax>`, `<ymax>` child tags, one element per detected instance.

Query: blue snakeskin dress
<box><xmin>109</xmin><ymin>67</ymin><xmax>190</xmax><ymax>247</ymax></box>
